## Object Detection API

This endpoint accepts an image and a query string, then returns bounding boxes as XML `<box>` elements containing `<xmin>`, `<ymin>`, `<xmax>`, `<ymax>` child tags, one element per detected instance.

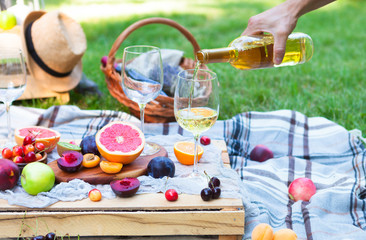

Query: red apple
<box><xmin>0</xmin><ymin>159</ymin><xmax>20</xmax><ymax>190</ymax></box>
<box><xmin>288</xmin><ymin>177</ymin><xmax>316</xmax><ymax>202</ymax></box>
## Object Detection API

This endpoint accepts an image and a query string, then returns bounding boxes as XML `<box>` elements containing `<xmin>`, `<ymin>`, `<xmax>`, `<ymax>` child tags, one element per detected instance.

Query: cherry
<box><xmin>165</xmin><ymin>189</ymin><xmax>178</xmax><ymax>201</ymax></box>
<box><xmin>212</xmin><ymin>187</ymin><xmax>221</xmax><ymax>199</ymax></box>
<box><xmin>13</xmin><ymin>155</ymin><xmax>24</xmax><ymax>163</ymax></box>
<box><xmin>12</xmin><ymin>145</ymin><xmax>24</xmax><ymax>157</ymax></box>
<box><xmin>24</xmin><ymin>151</ymin><xmax>36</xmax><ymax>163</ymax></box>
<box><xmin>24</xmin><ymin>144</ymin><xmax>35</xmax><ymax>155</ymax></box>
<box><xmin>200</xmin><ymin>136</ymin><xmax>211</xmax><ymax>145</ymax></box>
<box><xmin>23</xmin><ymin>135</ymin><xmax>35</xmax><ymax>146</ymax></box>
<box><xmin>201</xmin><ymin>188</ymin><xmax>213</xmax><ymax>201</ymax></box>
<box><xmin>2</xmin><ymin>147</ymin><xmax>13</xmax><ymax>159</ymax></box>
<box><xmin>45</xmin><ymin>232</ymin><xmax>57</xmax><ymax>240</ymax></box>
<box><xmin>31</xmin><ymin>236</ymin><xmax>45</xmax><ymax>240</ymax></box>
<box><xmin>208</xmin><ymin>176</ymin><xmax>220</xmax><ymax>189</ymax></box>
<box><xmin>35</xmin><ymin>142</ymin><xmax>45</xmax><ymax>153</ymax></box>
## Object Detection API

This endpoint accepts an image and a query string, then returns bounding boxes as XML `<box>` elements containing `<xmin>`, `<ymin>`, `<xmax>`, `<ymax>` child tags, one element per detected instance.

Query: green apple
<box><xmin>0</xmin><ymin>10</ymin><xmax>17</xmax><ymax>30</ymax></box>
<box><xmin>21</xmin><ymin>162</ymin><xmax>55</xmax><ymax>196</ymax></box>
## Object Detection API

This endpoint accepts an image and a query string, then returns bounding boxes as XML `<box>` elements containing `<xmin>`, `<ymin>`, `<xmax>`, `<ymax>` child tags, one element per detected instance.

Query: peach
<box><xmin>273</xmin><ymin>228</ymin><xmax>297</xmax><ymax>240</ymax></box>
<box><xmin>251</xmin><ymin>223</ymin><xmax>273</xmax><ymax>240</ymax></box>
<box><xmin>288</xmin><ymin>177</ymin><xmax>316</xmax><ymax>201</ymax></box>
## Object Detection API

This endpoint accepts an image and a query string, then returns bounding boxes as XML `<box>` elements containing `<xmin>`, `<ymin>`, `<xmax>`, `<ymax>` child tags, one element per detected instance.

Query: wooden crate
<box><xmin>0</xmin><ymin>141</ymin><xmax>244</xmax><ymax>240</ymax></box>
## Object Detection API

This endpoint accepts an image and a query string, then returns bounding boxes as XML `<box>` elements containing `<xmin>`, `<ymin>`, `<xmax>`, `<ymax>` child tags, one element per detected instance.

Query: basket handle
<box><xmin>106</xmin><ymin>17</ymin><xmax>201</xmax><ymax>68</ymax></box>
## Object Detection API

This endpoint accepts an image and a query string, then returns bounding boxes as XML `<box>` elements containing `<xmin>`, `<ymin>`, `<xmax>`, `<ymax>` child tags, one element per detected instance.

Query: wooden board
<box><xmin>48</xmin><ymin>145</ymin><xmax>167</xmax><ymax>184</ymax></box>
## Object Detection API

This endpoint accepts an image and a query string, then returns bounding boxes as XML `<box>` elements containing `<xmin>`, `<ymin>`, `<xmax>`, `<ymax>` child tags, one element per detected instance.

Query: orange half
<box><xmin>174</xmin><ymin>141</ymin><xmax>204</xmax><ymax>165</ymax></box>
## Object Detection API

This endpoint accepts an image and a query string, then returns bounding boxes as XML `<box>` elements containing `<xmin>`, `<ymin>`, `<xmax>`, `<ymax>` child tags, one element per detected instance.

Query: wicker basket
<box><xmin>101</xmin><ymin>17</ymin><xmax>208</xmax><ymax>123</ymax></box>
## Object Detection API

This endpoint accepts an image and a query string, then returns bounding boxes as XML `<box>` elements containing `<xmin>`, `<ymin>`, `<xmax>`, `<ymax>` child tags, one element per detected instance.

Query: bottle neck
<box><xmin>196</xmin><ymin>47</ymin><xmax>236</xmax><ymax>64</ymax></box>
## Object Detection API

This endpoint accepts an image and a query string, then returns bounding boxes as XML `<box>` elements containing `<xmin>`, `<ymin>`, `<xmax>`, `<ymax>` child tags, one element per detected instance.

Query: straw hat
<box><xmin>20</xmin><ymin>10</ymin><xmax>87</xmax><ymax>92</ymax></box>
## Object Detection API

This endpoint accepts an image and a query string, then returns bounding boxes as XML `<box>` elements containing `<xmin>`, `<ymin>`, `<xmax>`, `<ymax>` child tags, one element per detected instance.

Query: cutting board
<box><xmin>48</xmin><ymin>145</ymin><xmax>167</xmax><ymax>185</ymax></box>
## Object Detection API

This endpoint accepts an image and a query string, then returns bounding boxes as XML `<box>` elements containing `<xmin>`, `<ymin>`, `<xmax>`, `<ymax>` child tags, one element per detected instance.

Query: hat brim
<box><xmin>21</xmin><ymin>11</ymin><xmax>82</xmax><ymax>93</ymax></box>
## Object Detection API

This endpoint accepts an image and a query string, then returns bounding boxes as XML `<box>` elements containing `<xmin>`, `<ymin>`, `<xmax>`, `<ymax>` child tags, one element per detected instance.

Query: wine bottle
<box><xmin>196</xmin><ymin>32</ymin><xmax>313</xmax><ymax>70</ymax></box>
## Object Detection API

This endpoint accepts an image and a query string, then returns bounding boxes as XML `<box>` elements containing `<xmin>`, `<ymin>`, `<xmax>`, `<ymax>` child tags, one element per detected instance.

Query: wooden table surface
<box><xmin>0</xmin><ymin>140</ymin><xmax>245</xmax><ymax>240</ymax></box>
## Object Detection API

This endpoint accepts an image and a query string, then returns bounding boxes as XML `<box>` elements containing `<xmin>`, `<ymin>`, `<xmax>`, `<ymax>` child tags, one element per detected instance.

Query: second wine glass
<box><xmin>174</xmin><ymin>69</ymin><xmax>220</xmax><ymax>178</ymax></box>
<box><xmin>0</xmin><ymin>47</ymin><xmax>27</xmax><ymax>147</ymax></box>
<box><xmin>121</xmin><ymin>45</ymin><xmax>163</xmax><ymax>156</ymax></box>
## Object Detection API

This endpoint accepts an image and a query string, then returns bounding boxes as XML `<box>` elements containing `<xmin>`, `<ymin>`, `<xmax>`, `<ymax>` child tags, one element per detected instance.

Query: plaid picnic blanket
<box><xmin>1</xmin><ymin>105</ymin><xmax>366</xmax><ymax>240</ymax></box>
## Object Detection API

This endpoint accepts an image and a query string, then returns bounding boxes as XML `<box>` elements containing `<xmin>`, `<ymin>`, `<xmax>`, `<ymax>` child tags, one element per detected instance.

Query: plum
<box><xmin>57</xmin><ymin>151</ymin><xmax>83</xmax><ymax>173</ymax></box>
<box><xmin>249</xmin><ymin>144</ymin><xmax>274</xmax><ymax>162</ymax></box>
<box><xmin>147</xmin><ymin>156</ymin><xmax>175</xmax><ymax>178</ymax></box>
<box><xmin>288</xmin><ymin>177</ymin><xmax>316</xmax><ymax>202</ymax></box>
<box><xmin>110</xmin><ymin>178</ymin><xmax>140</xmax><ymax>197</ymax></box>
<box><xmin>80</xmin><ymin>135</ymin><xmax>101</xmax><ymax>156</ymax></box>
<box><xmin>0</xmin><ymin>159</ymin><xmax>20</xmax><ymax>191</ymax></box>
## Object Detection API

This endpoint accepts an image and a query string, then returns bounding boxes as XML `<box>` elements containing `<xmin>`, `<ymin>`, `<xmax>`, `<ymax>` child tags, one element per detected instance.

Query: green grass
<box><xmin>19</xmin><ymin>0</ymin><xmax>366</xmax><ymax>132</ymax></box>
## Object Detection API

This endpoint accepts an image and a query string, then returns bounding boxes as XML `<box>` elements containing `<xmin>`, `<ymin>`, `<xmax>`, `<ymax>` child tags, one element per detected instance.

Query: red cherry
<box><xmin>35</xmin><ymin>142</ymin><xmax>45</xmax><ymax>153</ymax></box>
<box><xmin>13</xmin><ymin>155</ymin><xmax>24</xmax><ymax>163</ymax></box>
<box><xmin>24</xmin><ymin>144</ymin><xmax>35</xmax><ymax>155</ymax></box>
<box><xmin>12</xmin><ymin>145</ymin><xmax>24</xmax><ymax>157</ymax></box>
<box><xmin>23</xmin><ymin>135</ymin><xmax>35</xmax><ymax>146</ymax></box>
<box><xmin>24</xmin><ymin>151</ymin><xmax>36</xmax><ymax>163</ymax></box>
<box><xmin>2</xmin><ymin>147</ymin><xmax>13</xmax><ymax>159</ymax></box>
<box><xmin>200</xmin><ymin>136</ymin><xmax>211</xmax><ymax>145</ymax></box>
<box><xmin>165</xmin><ymin>189</ymin><xmax>178</xmax><ymax>201</ymax></box>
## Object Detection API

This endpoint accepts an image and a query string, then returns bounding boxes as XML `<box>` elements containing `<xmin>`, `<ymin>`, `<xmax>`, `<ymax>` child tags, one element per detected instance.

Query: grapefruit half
<box><xmin>14</xmin><ymin>126</ymin><xmax>61</xmax><ymax>153</ymax></box>
<box><xmin>95</xmin><ymin>121</ymin><xmax>145</xmax><ymax>164</ymax></box>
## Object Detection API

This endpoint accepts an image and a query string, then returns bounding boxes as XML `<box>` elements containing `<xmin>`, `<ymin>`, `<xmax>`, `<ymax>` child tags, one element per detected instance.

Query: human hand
<box><xmin>242</xmin><ymin>2</ymin><xmax>299</xmax><ymax>65</ymax></box>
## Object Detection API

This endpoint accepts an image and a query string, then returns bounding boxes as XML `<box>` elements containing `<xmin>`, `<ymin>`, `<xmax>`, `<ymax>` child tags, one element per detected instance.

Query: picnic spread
<box><xmin>1</xmin><ymin>105</ymin><xmax>366</xmax><ymax>239</ymax></box>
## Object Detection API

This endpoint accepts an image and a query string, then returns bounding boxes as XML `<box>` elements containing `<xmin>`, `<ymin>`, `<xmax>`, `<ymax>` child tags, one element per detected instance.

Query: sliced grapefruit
<box><xmin>95</xmin><ymin>121</ymin><xmax>145</xmax><ymax>164</ymax></box>
<box><xmin>14</xmin><ymin>126</ymin><xmax>61</xmax><ymax>153</ymax></box>
<box><xmin>174</xmin><ymin>141</ymin><xmax>204</xmax><ymax>165</ymax></box>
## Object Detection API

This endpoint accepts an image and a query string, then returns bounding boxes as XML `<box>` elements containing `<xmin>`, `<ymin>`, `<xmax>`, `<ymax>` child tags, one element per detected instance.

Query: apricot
<box><xmin>82</xmin><ymin>154</ymin><xmax>100</xmax><ymax>168</ymax></box>
<box><xmin>251</xmin><ymin>223</ymin><xmax>273</xmax><ymax>240</ymax></box>
<box><xmin>100</xmin><ymin>160</ymin><xmax>123</xmax><ymax>174</ymax></box>
<box><xmin>273</xmin><ymin>228</ymin><xmax>297</xmax><ymax>240</ymax></box>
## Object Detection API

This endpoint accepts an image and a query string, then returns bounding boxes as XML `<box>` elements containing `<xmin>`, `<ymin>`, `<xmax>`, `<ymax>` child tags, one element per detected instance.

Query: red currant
<box><xmin>200</xmin><ymin>136</ymin><xmax>211</xmax><ymax>145</ymax></box>
<box><xmin>2</xmin><ymin>147</ymin><xmax>13</xmax><ymax>159</ymax></box>
<box><xmin>165</xmin><ymin>189</ymin><xmax>178</xmax><ymax>201</ymax></box>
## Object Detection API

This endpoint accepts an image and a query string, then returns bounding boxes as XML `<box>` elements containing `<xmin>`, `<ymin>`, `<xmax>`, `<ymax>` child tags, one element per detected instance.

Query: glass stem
<box><xmin>139</xmin><ymin>103</ymin><xmax>146</xmax><ymax>134</ymax></box>
<box><xmin>193</xmin><ymin>133</ymin><xmax>200</xmax><ymax>175</ymax></box>
<box><xmin>5</xmin><ymin>102</ymin><xmax>11</xmax><ymax>141</ymax></box>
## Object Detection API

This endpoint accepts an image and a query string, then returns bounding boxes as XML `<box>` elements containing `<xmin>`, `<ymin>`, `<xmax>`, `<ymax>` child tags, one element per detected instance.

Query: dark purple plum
<box><xmin>0</xmin><ymin>159</ymin><xmax>20</xmax><ymax>191</ymax></box>
<box><xmin>249</xmin><ymin>144</ymin><xmax>274</xmax><ymax>162</ymax></box>
<box><xmin>57</xmin><ymin>151</ymin><xmax>83</xmax><ymax>173</ymax></box>
<box><xmin>80</xmin><ymin>135</ymin><xmax>100</xmax><ymax>156</ymax></box>
<box><xmin>147</xmin><ymin>156</ymin><xmax>175</xmax><ymax>179</ymax></box>
<box><xmin>110</xmin><ymin>178</ymin><xmax>140</xmax><ymax>197</ymax></box>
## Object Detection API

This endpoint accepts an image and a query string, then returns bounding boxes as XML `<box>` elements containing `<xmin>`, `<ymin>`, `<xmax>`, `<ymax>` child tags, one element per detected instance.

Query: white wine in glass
<box><xmin>121</xmin><ymin>45</ymin><xmax>163</xmax><ymax>156</ymax></box>
<box><xmin>174</xmin><ymin>69</ymin><xmax>219</xmax><ymax>178</ymax></box>
<box><xmin>0</xmin><ymin>47</ymin><xmax>27</xmax><ymax>146</ymax></box>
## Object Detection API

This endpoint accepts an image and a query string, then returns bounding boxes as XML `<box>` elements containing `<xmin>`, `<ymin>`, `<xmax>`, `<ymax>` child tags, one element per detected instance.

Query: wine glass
<box><xmin>121</xmin><ymin>45</ymin><xmax>163</xmax><ymax>156</ymax></box>
<box><xmin>174</xmin><ymin>68</ymin><xmax>219</xmax><ymax>178</ymax></box>
<box><xmin>0</xmin><ymin>47</ymin><xmax>27</xmax><ymax>147</ymax></box>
